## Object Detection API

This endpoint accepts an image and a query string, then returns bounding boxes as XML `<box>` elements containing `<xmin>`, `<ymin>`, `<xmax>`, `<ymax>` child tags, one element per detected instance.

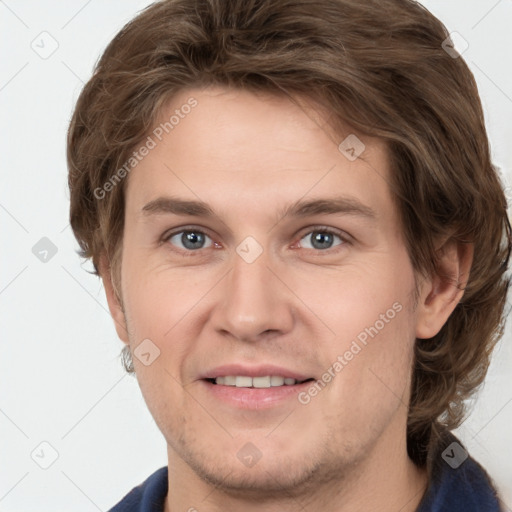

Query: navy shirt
<box><xmin>109</xmin><ymin>436</ymin><xmax>502</xmax><ymax>511</ymax></box>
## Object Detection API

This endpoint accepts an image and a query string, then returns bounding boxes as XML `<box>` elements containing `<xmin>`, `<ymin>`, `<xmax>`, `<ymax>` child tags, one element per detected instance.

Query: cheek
<box><xmin>304</xmin><ymin>253</ymin><xmax>417</xmax><ymax>410</ymax></box>
<box><xmin>122</xmin><ymin>254</ymin><xmax>204</xmax><ymax>339</ymax></box>
<box><xmin>298</xmin><ymin>254</ymin><xmax>415</xmax><ymax>343</ymax></box>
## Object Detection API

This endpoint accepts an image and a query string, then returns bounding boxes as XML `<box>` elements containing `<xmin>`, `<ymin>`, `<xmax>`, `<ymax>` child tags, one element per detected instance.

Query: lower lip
<box><xmin>200</xmin><ymin>379</ymin><xmax>313</xmax><ymax>409</ymax></box>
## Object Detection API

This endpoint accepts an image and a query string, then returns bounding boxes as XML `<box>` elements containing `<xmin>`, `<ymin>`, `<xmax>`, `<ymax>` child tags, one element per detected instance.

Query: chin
<box><xmin>172</xmin><ymin>434</ymin><xmax>345</xmax><ymax>499</ymax></box>
<box><xmin>196</xmin><ymin>457</ymin><xmax>321</xmax><ymax>497</ymax></box>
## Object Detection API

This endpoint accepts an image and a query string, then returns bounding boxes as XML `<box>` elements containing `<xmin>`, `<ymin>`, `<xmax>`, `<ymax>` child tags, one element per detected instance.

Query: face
<box><xmin>105</xmin><ymin>86</ymin><xmax>430</xmax><ymax>495</ymax></box>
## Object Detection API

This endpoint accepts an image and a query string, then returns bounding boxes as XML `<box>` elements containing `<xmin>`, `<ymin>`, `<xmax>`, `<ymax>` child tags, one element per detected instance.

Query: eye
<box><xmin>162</xmin><ymin>226</ymin><xmax>349</xmax><ymax>255</ymax></box>
<box><xmin>164</xmin><ymin>229</ymin><xmax>214</xmax><ymax>252</ymax></box>
<box><xmin>298</xmin><ymin>228</ymin><xmax>347</xmax><ymax>251</ymax></box>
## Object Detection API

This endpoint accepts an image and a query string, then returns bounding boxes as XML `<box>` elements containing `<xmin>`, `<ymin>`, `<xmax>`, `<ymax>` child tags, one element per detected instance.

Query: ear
<box><xmin>98</xmin><ymin>254</ymin><xmax>129</xmax><ymax>344</ymax></box>
<box><xmin>415</xmin><ymin>238</ymin><xmax>474</xmax><ymax>339</ymax></box>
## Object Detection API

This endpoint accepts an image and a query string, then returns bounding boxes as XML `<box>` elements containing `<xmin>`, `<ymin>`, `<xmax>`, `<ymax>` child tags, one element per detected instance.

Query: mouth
<box><xmin>204</xmin><ymin>376</ymin><xmax>315</xmax><ymax>388</ymax></box>
<box><xmin>198</xmin><ymin>363</ymin><xmax>317</xmax><ymax>408</ymax></box>
<box><xmin>199</xmin><ymin>365</ymin><xmax>317</xmax><ymax>409</ymax></box>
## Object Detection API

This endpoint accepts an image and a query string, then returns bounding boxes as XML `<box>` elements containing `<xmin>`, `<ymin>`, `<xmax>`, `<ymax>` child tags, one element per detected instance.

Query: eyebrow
<box><xmin>141</xmin><ymin>195</ymin><xmax>376</xmax><ymax>221</ymax></box>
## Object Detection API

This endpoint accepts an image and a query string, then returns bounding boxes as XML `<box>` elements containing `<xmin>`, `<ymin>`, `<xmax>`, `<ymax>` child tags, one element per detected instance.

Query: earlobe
<box><xmin>98</xmin><ymin>254</ymin><xmax>129</xmax><ymax>344</ymax></box>
<box><xmin>415</xmin><ymin>239</ymin><xmax>474</xmax><ymax>339</ymax></box>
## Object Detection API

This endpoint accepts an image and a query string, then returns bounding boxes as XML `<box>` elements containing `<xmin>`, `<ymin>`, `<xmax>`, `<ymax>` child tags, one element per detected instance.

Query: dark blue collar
<box><xmin>416</xmin><ymin>433</ymin><xmax>501</xmax><ymax>511</ymax></box>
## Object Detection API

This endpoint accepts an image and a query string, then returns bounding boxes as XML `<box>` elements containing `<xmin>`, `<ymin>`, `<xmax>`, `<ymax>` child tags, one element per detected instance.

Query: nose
<box><xmin>209</xmin><ymin>243</ymin><xmax>295</xmax><ymax>343</ymax></box>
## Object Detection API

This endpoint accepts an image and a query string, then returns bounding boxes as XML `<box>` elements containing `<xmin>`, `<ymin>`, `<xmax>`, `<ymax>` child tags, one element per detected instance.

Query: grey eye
<box><xmin>168</xmin><ymin>230</ymin><xmax>213</xmax><ymax>250</ymax></box>
<box><xmin>300</xmin><ymin>231</ymin><xmax>343</xmax><ymax>250</ymax></box>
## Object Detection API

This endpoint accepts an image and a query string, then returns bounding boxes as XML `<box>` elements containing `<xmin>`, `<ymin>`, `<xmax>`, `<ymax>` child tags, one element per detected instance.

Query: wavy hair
<box><xmin>67</xmin><ymin>0</ymin><xmax>511</xmax><ymax>471</ymax></box>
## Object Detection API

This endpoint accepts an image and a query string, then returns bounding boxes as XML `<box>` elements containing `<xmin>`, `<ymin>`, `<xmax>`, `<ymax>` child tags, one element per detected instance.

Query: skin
<box><xmin>101</xmin><ymin>86</ymin><xmax>473</xmax><ymax>512</ymax></box>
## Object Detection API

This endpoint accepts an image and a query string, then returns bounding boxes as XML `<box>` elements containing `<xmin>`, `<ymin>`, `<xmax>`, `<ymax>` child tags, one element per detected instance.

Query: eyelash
<box><xmin>160</xmin><ymin>225</ymin><xmax>350</xmax><ymax>256</ymax></box>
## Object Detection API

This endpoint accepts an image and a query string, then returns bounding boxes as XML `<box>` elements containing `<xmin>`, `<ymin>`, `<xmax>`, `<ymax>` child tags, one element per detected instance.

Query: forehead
<box><xmin>124</xmin><ymin>86</ymin><xmax>393</xmax><ymax>223</ymax></box>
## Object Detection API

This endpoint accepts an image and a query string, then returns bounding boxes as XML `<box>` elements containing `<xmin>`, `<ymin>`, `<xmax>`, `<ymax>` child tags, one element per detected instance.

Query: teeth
<box><xmin>214</xmin><ymin>375</ymin><xmax>301</xmax><ymax>387</ymax></box>
<box><xmin>270</xmin><ymin>376</ymin><xmax>284</xmax><ymax>386</ymax></box>
<box><xmin>235</xmin><ymin>376</ymin><xmax>252</xmax><ymax>388</ymax></box>
<box><xmin>253</xmin><ymin>376</ymin><xmax>271</xmax><ymax>388</ymax></box>
<box><xmin>224</xmin><ymin>376</ymin><xmax>236</xmax><ymax>385</ymax></box>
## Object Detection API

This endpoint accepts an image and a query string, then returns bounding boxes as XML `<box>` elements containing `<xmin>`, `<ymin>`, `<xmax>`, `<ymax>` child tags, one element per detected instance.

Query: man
<box><xmin>67</xmin><ymin>0</ymin><xmax>511</xmax><ymax>510</ymax></box>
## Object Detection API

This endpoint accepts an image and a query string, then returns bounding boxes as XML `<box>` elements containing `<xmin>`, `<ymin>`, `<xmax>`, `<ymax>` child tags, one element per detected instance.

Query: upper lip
<box><xmin>200</xmin><ymin>364</ymin><xmax>314</xmax><ymax>381</ymax></box>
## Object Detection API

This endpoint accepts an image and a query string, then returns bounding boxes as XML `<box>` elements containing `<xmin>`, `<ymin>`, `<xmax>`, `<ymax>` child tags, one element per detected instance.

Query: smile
<box><xmin>207</xmin><ymin>376</ymin><xmax>313</xmax><ymax>387</ymax></box>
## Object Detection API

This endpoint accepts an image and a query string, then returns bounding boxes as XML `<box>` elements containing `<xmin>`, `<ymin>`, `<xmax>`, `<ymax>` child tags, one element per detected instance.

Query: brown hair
<box><xmin>67</xmin><ymin>0</ymin><xmax>511</xmax><ymax>471</ymax></box>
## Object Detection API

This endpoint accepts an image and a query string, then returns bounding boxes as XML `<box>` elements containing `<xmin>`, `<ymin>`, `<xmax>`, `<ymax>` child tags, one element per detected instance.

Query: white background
<box><xmin>1</xmin><ymin>1</ymin><xmax>511</xmax><ymax>510</ymax></box>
